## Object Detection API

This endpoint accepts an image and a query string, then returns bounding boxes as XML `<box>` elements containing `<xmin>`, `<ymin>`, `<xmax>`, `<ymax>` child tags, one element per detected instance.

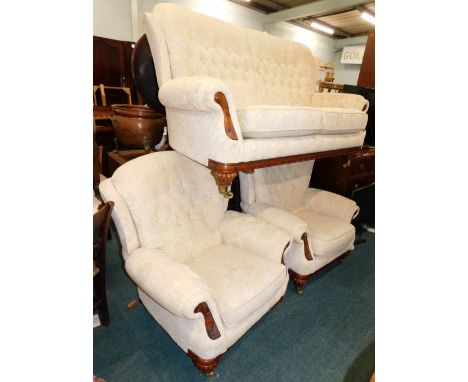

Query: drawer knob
<box><xmin>360</xmin><ymin>163</ymin><xmax>365</xmax><ymax>170</ymax></box>
<box><xmin>342</xmin><ymin>160</ymin><xmax>351</xmax><ymax>168</ymax></box>
<box><xmin>354</xmin><ymin>183</ymin><xmax>359</xmax><ymax>189</ymax></box>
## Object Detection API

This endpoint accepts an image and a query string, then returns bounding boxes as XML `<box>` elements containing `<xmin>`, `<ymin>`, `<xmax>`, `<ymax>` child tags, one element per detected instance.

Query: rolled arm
<box><xmin>219</xmin><ymin>211</ymin><xmax>290</xmax><ymax>264</ymax></box>
<box><xmin>311</xmin><ymin>92</ymin><xmax>369</xmax><ymax>112</ymax></box>
<box><xmin>242</xmin><ymin>202</ymin><xmax>308</xmax><ymax>243</ymax></box>
<box><xmin>159</xmin><ymin>76</ymin><xmax>234</xmax><ymax>112</ymax></box>
<box><xmin>304</xmin><ymin>188</ymin><xmax>359</xmax><ymax>223</ymax></box>
<box><xmin>159</xmin><ymin>76</ymin><xmax>243</xmax><ymax>142</ymax></box>
<box><xmin>125</xmin><ymin>247</ymin><xmax>214</xmax><ymax>320</ymax></box>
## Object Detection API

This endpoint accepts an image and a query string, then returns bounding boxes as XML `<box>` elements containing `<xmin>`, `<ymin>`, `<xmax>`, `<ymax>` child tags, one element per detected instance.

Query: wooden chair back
<box><xmin>93</xmin><ymin>137</ymin><xmax>104</xmax><ymax>200</ymax></box>
<box><xmin>318</xmin><ymin>81</ymin><xmax>344</xmax><ymax>93</ymax></box>
<box><xmin>93</xmin><ymin>84</ymin><xmax>132</xmax><ymax>106</ymax></box>
<box><xmin>94</xmin><ymin>202</ymin><xmax>113</xmax><ymax>253</ymax></box>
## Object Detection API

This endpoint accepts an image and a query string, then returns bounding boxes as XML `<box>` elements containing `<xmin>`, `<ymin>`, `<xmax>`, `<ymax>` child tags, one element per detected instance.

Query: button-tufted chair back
<box><xmin>144</xmin><ymin>3</ymin><xmax>318</xmax><ymax>108</ymax></box>
<box><xmin>240</xmin><ymin>160</ymin><xmax>315</xmax><ymax>212</ymax></box>
<box><xmin>110</xmin><ymin>151</ymin><xmax>228</xmax><ymax>263</ymax></box>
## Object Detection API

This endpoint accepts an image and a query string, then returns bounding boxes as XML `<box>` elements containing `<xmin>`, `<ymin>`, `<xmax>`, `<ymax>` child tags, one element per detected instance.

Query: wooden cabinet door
<box><xmin>357</xmin><ymin>31</ymin><xmax>375</xmax><ymax>88</ymax></box>
<box><xmin>93</xmin><ymin>36</ymin><xmax>136</xmax><ymax>105</ymax></box>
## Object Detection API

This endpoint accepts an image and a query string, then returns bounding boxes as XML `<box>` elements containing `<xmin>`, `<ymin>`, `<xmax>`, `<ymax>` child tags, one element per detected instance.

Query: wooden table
<box><xmin>107</xmin><ymin>149</ymin><xmax>148</xmax><ymax>176</ymax></box>
<box><xmin>93</xmin><ymin>106</ymin><xmax>113</xmax><ymax>134</ymax></box>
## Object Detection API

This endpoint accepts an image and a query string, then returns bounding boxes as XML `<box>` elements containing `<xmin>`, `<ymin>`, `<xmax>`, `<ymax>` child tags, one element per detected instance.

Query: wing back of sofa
<box><xmin>144</xmin><ymin>3</ymin><xmax>318</xmax><ymax>108</ymax></box>
<box><xmin>240</xmin><ymin>160</ymin><xmax>315</xmax><ymax>212</ymax></box>
<box><xmin>110</xmin><ymin>151</ymin><xmax>228</xmax><ymax>263</ymax></box>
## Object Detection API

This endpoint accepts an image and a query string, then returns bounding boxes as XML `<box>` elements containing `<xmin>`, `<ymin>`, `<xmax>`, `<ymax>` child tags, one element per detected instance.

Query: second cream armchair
<box><xmin>240</xmin><ymin>160</ymin><xmax>359</xmax><ymax>294</ymax></box>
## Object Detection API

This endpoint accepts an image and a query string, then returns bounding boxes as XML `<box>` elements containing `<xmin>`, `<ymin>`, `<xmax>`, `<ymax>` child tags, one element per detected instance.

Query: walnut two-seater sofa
<box><xmin>143</xmin><ymin>3</ymin><xmax>369</xmax><ymax>196</ymax></box>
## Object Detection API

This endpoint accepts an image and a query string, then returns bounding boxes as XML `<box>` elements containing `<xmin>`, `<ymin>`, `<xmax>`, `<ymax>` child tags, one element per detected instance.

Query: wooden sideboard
<box><xmin>310</xmin><ymin>147</ymin><xmax>375</xmax><ymax>197</ymax></box>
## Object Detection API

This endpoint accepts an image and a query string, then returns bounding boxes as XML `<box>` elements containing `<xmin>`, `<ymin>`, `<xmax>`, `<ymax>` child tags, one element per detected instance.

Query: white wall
<box><xmin>93</xmin><ymin>0</ymin><xmax>133</xmax><ymax>41</ymax></box>
<box><xmin>93</xmin><ymin>0</ymin><xmax>335</xmax><ymax>63</ymax></box>
<box><xmin>331</xmin><ymin>37</ymin><xmax>368</xmax><ymax>86</ymax></box>
<box><xmin>332</xmin><ymin>50</ymin><xmax>362</xmax><ymax>85</ymax></box>
<box><xmin>267</xmin><ymin>21</ymin><xmax>334</xmax><ymax>63</ymax></box>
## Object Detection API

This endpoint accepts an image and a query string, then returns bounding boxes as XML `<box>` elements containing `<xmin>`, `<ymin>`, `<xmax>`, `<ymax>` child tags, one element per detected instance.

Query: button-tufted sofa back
<box><xmin>240</xmin><ymin>160</ymin><xmax>315</xmax><ymax>212</ymax></box>
<box><xmin>111</xmin><ymin>151</ymin><xmax>228</xmax><ymax>263</ymax></box>
<box><xmin>144</xmin><ymin>3</ymin><xmax>318</xmax><ymax>108</ymax></box>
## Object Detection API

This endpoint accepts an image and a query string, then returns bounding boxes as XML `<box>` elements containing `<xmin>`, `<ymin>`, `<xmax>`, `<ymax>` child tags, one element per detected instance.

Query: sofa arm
<box><xmin>219</xmin><ymin>211</ymin><xmax>290</xmax><ymax>264</ymax></box>
<box><xmin>310</xmin><ymin>92</ymin><xmax>369</xmax><ymax>112</ymax></box>
<box><xmin>304</xmin><ymin>188</ymin><xmax>359</xmax><ymax>223</ymax></box>
<box><xmin>159</xmin><ymin>76</ymin><xmax>232</xmax><ymax>112</ymax></box>
<box><xmin>125</xmin><ymin>247</ymin><xmax>214</xmax><ymax>320</ymax></box>
<box><xmin>242</xmin><ymin>202</ymin><xmax>308</xmax><ymax>243</ymax></box>
<box><xmin>159</xmin><ymin>76</ymin><xmax>243</xmax><ymax>142</ymax></box>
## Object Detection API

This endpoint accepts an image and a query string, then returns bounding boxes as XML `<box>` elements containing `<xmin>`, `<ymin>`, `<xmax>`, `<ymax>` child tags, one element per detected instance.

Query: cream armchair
<box><xmin>240</xmin><ymin>160</ymin><xmax>359</xmax><ymax>294</ymax></box>
<box><xmin>143</xmin><ymin>3</ymin><xmax>369</xmax><ymax>196</ymax></box>
<box><xmin>99</xmin><ymin>151</ymin><xmax>290</xmax><ymax>375</ymax></box>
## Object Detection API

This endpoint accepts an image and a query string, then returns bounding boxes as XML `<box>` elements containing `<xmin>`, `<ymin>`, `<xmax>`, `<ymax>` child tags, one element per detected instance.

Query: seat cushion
<box><xmin>294</xmin><ymin>209</ymin><xmax>355</xmax><ymax>258</ymax></box>
<box><xmin>187</xmin><ymin>245</ymin><xmax>286</xmax><ymax>328</ymax></box>
<box><xmin>237</xmin><ymin>105</ymin><xmax>367</xmax><ymax>139</ymax></box>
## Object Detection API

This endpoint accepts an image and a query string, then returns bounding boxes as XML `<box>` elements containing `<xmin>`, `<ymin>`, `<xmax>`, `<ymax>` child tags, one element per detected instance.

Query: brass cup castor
<box><xmin>295</xmin><ymin>285</ymin><xmax>304</xmax><ymax>296</ymax></box>
<box><xmin>218</xmin><ymin>185</ymin><xmax>234</xmax><ymax>199</ymax></box>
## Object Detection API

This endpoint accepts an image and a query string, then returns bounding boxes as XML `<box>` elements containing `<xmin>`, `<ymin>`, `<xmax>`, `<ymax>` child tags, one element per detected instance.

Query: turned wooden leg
<box><xmin>288</xmin><ymin>269</ymin><xmax>310</xmax><ymax>296</ymax></box>
<box><xmin>187</xmin><ymin>350</ymin><xmax>223</xmax><ymax>376</ymax></box>
<box><xmin>210</xmin><ymin>170</ymin><xmax>238</xmax><ymax>198</ymax></box>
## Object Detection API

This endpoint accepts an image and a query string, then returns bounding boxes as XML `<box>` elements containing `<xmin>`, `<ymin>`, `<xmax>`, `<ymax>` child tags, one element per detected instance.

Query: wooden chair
<box><xmin>93</xmin><ymin>85</ymin><xmax>100</xmax><ymax>106</ymax></box>
<box><xmin>93</xmin><ymin>84</ymin><xmax>132</xmax><ymax>106</ymax></box>
<box><xmin>93</xmin><ymin>201</ymin><xmax>114</xmax><ymax>326</ymax></box>
<box><xmin>93</xmin><ymin>84</ymin><xmax>132</xmax><ymax>135</ymax></box>
<box><xmin>93</xmin><ymin>135</ymin><xmax>104</xmax><ymax>201</ymax></box>
<box><xmin>319</xmin><ymin>81</ymin><xmax>344</xmax><ymax>93</ymax></box>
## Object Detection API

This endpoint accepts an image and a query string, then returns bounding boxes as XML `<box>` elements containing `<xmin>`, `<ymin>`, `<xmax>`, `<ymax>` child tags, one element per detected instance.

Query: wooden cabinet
<box><xmin>93</xmin><ymin>36</ymin><xmax>138</xmax><ymax>105</ymax></box>
<box><xmin>94</xmin><ymin>36</ymin><xmax>141</xmax><ymax>175</ymax></box>
<box><xmin>357</xmin><ymin>31</ymin><xmax>375</xmax><ymax>89</ymax></box>
<box><xmin>310</xmin><ymin>147</ymin><xmax>375</xmax><ymax>197</ymax></box>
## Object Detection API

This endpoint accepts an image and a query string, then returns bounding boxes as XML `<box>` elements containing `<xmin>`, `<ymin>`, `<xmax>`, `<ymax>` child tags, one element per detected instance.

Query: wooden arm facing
<box><xmin>301</xmin><ymin>233</ymin><xmax>313</xmax><ymax>261</ymax></box>
<box><xmin>214</xmin><ymin>92</ymin><xmax>238</xmax><ymax>140</ymax></box>
<box><xmin>194</xmin><ymin>302</ymin><xmax>221</xmax><ymax>340</ymax></box>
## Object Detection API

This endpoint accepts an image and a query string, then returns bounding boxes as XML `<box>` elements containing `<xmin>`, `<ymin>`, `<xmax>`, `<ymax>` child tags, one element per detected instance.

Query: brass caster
<box><xmin>295</xmin><ymin>285</ymin><xmax>303</xmax><ymax>296</ymax></box>
<box><xmin>143</xmin><ymin>136</ymin><xmax>151</xmax><ymax>154</ymax></box>
<box><xmin>204</xmin><ymin>370</ymin><xmax>215</xmax><ymax>377</ymax></box>
<box><xmin>113</xmin><ymin>137</ymin><xmax>119</xmax><ymax>153</ymax></box>
<box><xmin>218</xmin><ymin>185</ymin><xmax>234</xmax><ymax>199</ymax></box>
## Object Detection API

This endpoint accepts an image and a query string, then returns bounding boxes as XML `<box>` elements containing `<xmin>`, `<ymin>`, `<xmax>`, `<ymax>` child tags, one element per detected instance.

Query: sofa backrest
<box><xmin>240</xmin><ymin>160</ymin><xmax>315</xmax><ymax>212</ymax></box>
<box><xmin>110</xmin><ymin>151</ymin><xmax>228</xmax><ymax>262</ymax></box>
<box><xmin>144</xmin><ymin>3</ymin><xmax>318</xmax><ymax>108</ymax></box>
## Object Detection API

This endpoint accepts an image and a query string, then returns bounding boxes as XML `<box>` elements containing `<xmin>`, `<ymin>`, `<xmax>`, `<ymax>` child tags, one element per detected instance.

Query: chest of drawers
<box><xmin>310</xmin><ymin>147</ymin><xmax>375</xmax><ymax>197</ymax></box>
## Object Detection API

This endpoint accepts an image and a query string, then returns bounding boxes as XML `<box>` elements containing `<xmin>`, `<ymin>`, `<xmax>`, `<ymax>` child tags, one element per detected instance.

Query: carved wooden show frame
<box><xmin>194</xmin><ymin>302</ymin><xmax>221</xmax><ymax>340</ymax></box>
<box><xmin>210</xmin><ymin>92</ymin><xmax>363</xmax><ymax>197</ymax></box>
<box><xmin>209</xmin><ymin>146</ymin><xmax>363</xmax><ymax>198</ymax></box>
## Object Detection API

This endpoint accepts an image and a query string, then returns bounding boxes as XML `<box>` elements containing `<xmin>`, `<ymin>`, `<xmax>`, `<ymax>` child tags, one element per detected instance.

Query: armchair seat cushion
<box><xmin>187</xmin><ymin>244</ymin><xmax>286</xmax><ymax>328</ymax></box>
<box><xmin>237</xmin><ymin>105</ymin><xmax>368</xmax><ymax>139</ymax></box>
<box><xmin>294</xmin><ymin>210</ymin><xmax>355</xmax><ymax>258</ymax></box>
